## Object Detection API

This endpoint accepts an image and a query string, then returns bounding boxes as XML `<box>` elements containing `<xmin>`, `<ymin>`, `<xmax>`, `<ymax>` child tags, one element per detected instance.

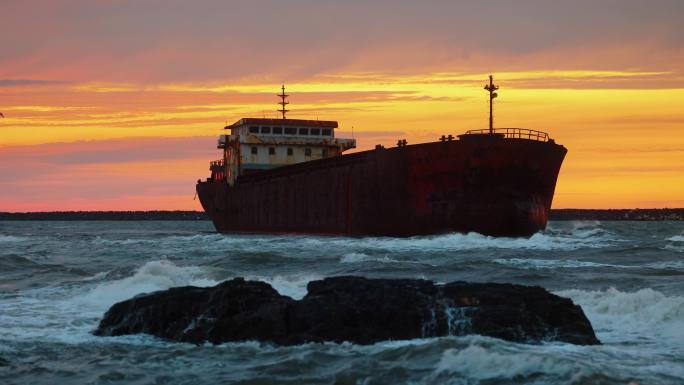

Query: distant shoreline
<box><xmin>0</xmin><ymin>209</ymin><xmax>683</xmax><ymax>221</ymax></box>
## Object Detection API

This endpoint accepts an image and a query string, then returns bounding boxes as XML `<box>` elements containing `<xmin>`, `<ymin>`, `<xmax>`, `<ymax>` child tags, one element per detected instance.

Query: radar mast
<box><xmin>278</xmin><ymin>85</ymin><xmax>290</xmax><ymax>119</ymax></box>
<box><xmin>484</xmin><ymin>75</ymin><xmax>499</xmax><ymax>134</ymax></box>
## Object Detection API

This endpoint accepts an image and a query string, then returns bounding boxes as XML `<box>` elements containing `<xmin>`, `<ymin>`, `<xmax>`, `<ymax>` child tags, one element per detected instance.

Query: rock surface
<box><xmin>94</xmin><ymin>276</ymin><xmax>600</xmax><ymax>345</ymax></box>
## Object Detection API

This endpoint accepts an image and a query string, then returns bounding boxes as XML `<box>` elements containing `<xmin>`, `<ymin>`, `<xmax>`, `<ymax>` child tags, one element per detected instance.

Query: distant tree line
<box><xmin>0</xmin><ymin>211</ymin><xmax>209</xmax><ymax>221</ymax></box>
<box><xmin>549</xmin><ymin>208</ymin><xmax>684</xmax><ymax>221</ymax></box>
<box><xmin>0</xmin><ymin>209</ymin><xmax>682</xmax><ymax>221</ymax></box>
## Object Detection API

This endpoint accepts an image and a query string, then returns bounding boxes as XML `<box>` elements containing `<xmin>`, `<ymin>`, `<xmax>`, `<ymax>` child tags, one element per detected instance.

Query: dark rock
<box><xmin>94</xmin><ymin>276</ymin><xmax>600</xmax><ymax>345</ymax></box>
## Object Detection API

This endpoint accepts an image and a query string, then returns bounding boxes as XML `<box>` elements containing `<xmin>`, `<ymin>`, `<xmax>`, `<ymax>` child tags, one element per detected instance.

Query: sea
<box><xmin>0</xmin><ymin>220</ymin><xmax>682</xmax><ymax>385</ymax></box>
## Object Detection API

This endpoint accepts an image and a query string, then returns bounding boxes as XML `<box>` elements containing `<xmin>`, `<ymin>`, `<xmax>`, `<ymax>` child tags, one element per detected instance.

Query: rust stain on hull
<box><xmin>197</xmin><ymin>137</ymin><xmax>567</xmax><ymax>237</ymax></box>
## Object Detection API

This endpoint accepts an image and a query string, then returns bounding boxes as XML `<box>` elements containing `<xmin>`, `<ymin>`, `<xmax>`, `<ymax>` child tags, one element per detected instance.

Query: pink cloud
<box><xmin>0</xmin><ymin>137</ymin><xmax>215</xmax><ymax>211</ymax></box>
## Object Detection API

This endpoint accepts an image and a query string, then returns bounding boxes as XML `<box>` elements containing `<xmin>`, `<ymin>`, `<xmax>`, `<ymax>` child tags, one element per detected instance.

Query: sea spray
<box><xmin>1</xmin><ymin>220</ymin><xmax>683</xmax><ymax>385</ymax></box>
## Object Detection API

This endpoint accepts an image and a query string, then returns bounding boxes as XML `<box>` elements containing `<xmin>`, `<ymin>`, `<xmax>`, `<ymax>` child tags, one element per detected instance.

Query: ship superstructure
<box><xmin>211</xmin><ymin>86</ymin><xmax>355</xmax><ymax>185</ymax></box>
<box><xmin>197</xmin><ymin>78</ymin><xmax>567</xmax><ymax>237</ymax></box>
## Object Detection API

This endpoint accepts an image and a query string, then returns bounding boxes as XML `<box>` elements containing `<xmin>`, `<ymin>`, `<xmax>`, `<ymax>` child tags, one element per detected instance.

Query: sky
<box><xmin>1</xmin><ymin>0</ymin><xmax>684</xmax><ymax>211</ymax></box>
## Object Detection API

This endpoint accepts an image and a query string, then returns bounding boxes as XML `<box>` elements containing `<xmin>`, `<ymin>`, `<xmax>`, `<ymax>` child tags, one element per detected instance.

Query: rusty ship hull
<box><xmin>196</xmin><ymin>135</ymin><xmax>567</xmax><ymax>237</ymax></box>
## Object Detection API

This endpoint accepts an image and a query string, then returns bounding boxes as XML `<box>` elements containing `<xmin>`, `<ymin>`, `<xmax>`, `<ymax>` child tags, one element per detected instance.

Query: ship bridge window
<box><xmin>269</xmin><ymin>147</ymin><xmax>275</xmax><ymax>155</ymax></box>
<box><xmin>285</xmin><ymin>127</ymin><xmax>297</xmax><ymax>135</ymax></box>
<box><xmin>299</xmin><ymin>128</ymin><xmax>309</xmax><ymax>136</ymax></box>
<box><xmin>310</xmin><ymin>128</ymin><xmax>320</xmax><ymax>136</ymax></box>
<box><xmin>249</xmin><ymin>126</ymin><xmax>259</xmax><ymax>134</ymax></box>
<box><xmin>322</xmin><ymin>128</ymin><xmax>332</xmax><ymax>136</ymax></box>
<box><xmin>305</xmin><ymin>148</ymin><xmax>312</xmax><ymax>156</ymax></box>
<box><xmin>272</xmin><ymin>126</ymin><xmax>283</xmax><ymax>134</ymax></box>
<box><xmin>251</xmin><ymin>146</ymin><xmax>258</xmax><ymax>155</ymax></box>
<box><xmin>260</xmin><ymin>126</ymin><xmax>271</xmax><ymax>134</ymax></box>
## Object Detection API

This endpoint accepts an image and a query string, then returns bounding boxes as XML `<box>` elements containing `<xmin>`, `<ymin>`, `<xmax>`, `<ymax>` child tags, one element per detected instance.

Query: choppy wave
<box><xmin>667</xmin><ymin>235</ymin><xmax>684</xmax><ymax>242</ymax></box>
<box><xmin>434</xmin><ymin>343</ymin><xmax>580</xmax><ymax>381</ymax></box>
<box><xmin>0</xmin><ymin>261</ymin><xmax>222</xmax><ymax>344</ymax></box>
<box><xmin>352</xmin><ymin>227</ymin><xmax>615</xmax><ymax>252</ymax></box>
<box><xmin>664</xmin><ymin>245</ymin><xmax>684</xmax><ymax>253</ymax></box>
<box><xmin>75</xmin><ymin>260</ymin><xmax>318</xmax><ymax>303</ymax></box>
<box><xmin>339</xmin><ymin>252</ymin><xmax>433</xmax><ymax>266</ymax></box>
<box><xmin>495</xmin><ymin>258</ymin><xmax>684</xmax><ymax>271</ymax></box>
<box><xmin>113</xmin><ymin>221</ymin><xmax>616</xmax><ymax>253</ymax></box>
<box><xmin>558</xmin><ymin>287</ymin><xmax>684</xmax><ymax>341</ymax></box>
<box><xmin>279</xmin><ymin>225</ymin><xmax>616</xmax><ymax>254</ymax></box>
<box><xmin>644</xmin><ymin>260</ymin><xmax>684</xmax><ymax>270</ymax></box>
<box><xmin>75</xmin><ymin>260</ymin><xmax>219</xmax><ymax>310</ymax></box>
<box><xmin>0</xmin><ymin>235</ymin><xmax>28</xmax><ymax>243</ymax></box>
<box><xmin>340</xmin><ymin>252</ymin><xmax>399</xmax><ymax>264</ymax></box>
<box><xmin>243</xmin><ymin>273</ymin><xmax>320</xmax><ymax>300</ymax></box>
<box><xmin>493</xmin><ymin>258</ymin><xmax>624</xmax><ymax>269</ymax></box>
<box><xmin>2</xmin><ymin>221</ymin><xmax>684</xmax><ymax>385</ymax></box>
<box><xmin>0</xmin><ymin>254</ymin><xmax>39</xmax><ymax>268</ymax></box>
<box><xmin>32</xmin><ymin>222</ymin><xmax>620</xmax><ymax>260</ymax></box>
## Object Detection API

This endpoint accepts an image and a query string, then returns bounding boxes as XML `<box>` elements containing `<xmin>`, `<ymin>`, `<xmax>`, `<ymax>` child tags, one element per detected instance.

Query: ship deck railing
<box><xmin>463</xmin><ymin>128</ymin><xmax>550</xmax><ymax>142</ymax></box>
<box><xmin>209</xmin><ymin>159</ymin><xmax>225</xmax><ymax>173</ymax></box>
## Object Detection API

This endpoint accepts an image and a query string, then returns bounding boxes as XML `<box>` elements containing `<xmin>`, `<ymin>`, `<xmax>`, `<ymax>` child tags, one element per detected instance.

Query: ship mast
<box><xmin>484</xmin><ymin>75</ymin><xmax>499</xmax><ymax>134</ymax></box>
<box><xmin>278</xmin><ymin>85</ymin><xmax>289</xmax><ymax>119</ymax></box>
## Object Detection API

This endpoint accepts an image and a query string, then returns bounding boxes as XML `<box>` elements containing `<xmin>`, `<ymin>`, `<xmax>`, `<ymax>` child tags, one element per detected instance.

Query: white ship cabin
<box><xmin>212</xmin><ymin>118</ymin><xmax>356</xmax><ymax>185</ymax></box>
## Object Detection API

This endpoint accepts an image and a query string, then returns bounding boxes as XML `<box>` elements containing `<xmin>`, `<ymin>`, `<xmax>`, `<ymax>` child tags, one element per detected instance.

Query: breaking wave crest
<box><xmin>367</xmin><ymin>229</ymin><xmax>611</xmax><ymax>252</ymax></box>
<box><xmin>0</xmin><ymin>235</ymin><xmax>28</xmax><ymax>243</ymax></box>
<box><xmin>245</xmin><ymin>274</ymin><xmax>319</xmax><ymax>300</ymax></box>
<box><xmin>76</xmin><ymin>260</ymin><xmax>219</xmax><ymax>310</ymax></box>
<box><xmin>60</xmin><ymin>221</ymin><xmax>617</xmax><ymax>255</ymax></box>
<box><xmin>434</xmin><ymin>343</ymin><xmax>579</xmax><ymax>381</ymax></box>
<box><xmin>339</xmin><ymin>253</ymin><xmax>432</xmax><ymax>266</ymax></box>
<box><xmin>76</xmin><ymin>260</ymin><xmax>320</xmax><ymax>304</ymax></box>
<box><xmin>340</xmin><ymin>253</ymin><xmax>400</xmax><ymax>264</ymax></box>
<box><xmin>493</xmin><ymin>258</ymin><xmax>623</xmax><ymax>269</ymax></box>
<box><xmin>667</xmin><ymin>235</ymin><xmax>684</xmax><ymax>242</ymax></box>
<box><xmin>557</xmin><ymin>287</ymin><xmax>684</xmax><ymax>341</ymax></box>
<box><xmin>308</xmin><ymin>223</ymin><xmax>615</xmax><ymax>252</ymax></box>
<box><xmin>495</xmin><ymin>258</ymin><xmax>684</xmax><ymax>271</ymax></box>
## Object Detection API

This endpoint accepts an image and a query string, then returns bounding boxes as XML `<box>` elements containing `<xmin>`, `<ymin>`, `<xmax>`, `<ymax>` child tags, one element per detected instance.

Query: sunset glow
<box><xmin>2</xmin><ymin>1</ymin><xmax>684</xmax><ymax>211</ymax></box>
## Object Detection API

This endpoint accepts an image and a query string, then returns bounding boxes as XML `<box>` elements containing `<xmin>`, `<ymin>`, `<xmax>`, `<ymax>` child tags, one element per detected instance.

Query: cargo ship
<box><xmin>196</xmin><ymin>77</ymin><xmax>567</xmax><ymax>237</ymax></box>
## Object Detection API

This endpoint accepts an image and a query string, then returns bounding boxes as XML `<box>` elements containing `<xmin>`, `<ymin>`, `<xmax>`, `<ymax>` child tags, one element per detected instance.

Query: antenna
<box><xmin>484</xmin><ymin>75</ymin><xmax>499</xmax><ymax>134</ymax></box>
<box><xmin>278</xmin><ymin>84</ymin><xmax>289</xmax><ymax>119</ymax></box>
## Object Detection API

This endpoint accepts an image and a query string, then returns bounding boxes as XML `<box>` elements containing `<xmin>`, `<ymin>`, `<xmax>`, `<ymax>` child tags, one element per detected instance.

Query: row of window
<box><xmin>248</xmin><ymin>126</ymin><xmax>332</xmax><ymax>137</ymax></box>
<box><xmin>250</xmin><ymin>146</ymin><xmax>328</xmax><ymax>157</ymax></box>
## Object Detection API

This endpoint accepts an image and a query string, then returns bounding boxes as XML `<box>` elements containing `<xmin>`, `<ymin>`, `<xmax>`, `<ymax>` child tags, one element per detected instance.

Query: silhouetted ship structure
<box><xmin>197</xmin><ymin>77</ymin><xmax>567</xmax><ymax>237</ymax></box>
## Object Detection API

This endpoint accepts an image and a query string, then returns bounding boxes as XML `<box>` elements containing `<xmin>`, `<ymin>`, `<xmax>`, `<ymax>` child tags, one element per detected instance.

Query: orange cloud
<box><xmin>2</xmin><ymin>0</ymin><xmax>684</xmax><ymax>210</ymax></box>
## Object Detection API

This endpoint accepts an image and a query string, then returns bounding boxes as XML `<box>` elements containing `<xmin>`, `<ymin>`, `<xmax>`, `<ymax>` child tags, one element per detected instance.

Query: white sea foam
<box><xmin>667</xmin><ymin>235</ymin><xmax>684</xmax><ymax>242</ymax></box>
<box><xmin>435</xmin><ymin>344</ymin><xmax>580</xmax><ymax>379</ymax></box>
<box><xmin>75</xmin><ymin>260</ymin><xmax>219</xmax><ymax>311</ymax></box>
<box><xmin>0</xmin><ymin>235</ymin><xmax>28</xmax><ymax>243</ymax></box>
<box><xmin>92</xmin><ymin>233</ymin><xmax>227</xmax><ymax>247</ymax></box>
<box><xmin>339</xmin><ymin>252</ymin><xmax>368</xmax><ymax>263</ymax></box>
<box><xmin>79</xmin><ymin>270</ymin><xmax>110</xmax><ymax>282</ymax></box>
<box><xmin>493</xmin><ymin>258</ymin><xmax>626</xmax><ymax>269</ymax></box>
<box><xmin>364</xmin><ymin>229</ymin><xmax>612</xmax><ymax>251</ymax></box>
<box><xmin>246</xmin><ymin>274</ymin><xmax>319</xmax><ymax>300</ymax></box>
<box><xmin>166</xmin><ymin>233</ymin><xmax>227</xmax><ymax>242</ymax></box>
<box><xmin>557</xmin><ymin>287</ymin><xmax>684</xmax><ymax>342</ymax></box>
<box><xmin>664</xmin><ymin>244</ymin><xmax>684</xmax><ymax>253</ymax></box>
<box><xmin>496</xmin><ymin>258</ymin><xmax>684</xmax><ymax>270</ymax></box>
<box><xmin>302</xmin><ymin>227</ymin><xmax>615</xmax><ymax>253</ymax></box>
<box><xmin>149</xmin><ymin>222</ymin><xmax>616</xmax><ymax>254</ymax></box>
<box><xmin>0</xmin><ymin>261</ymin><xmax>221</xmax><ymax>345</ymax></box>
<box><xmin>92</xmin><ymin>236</ymin><xmax>149</xmax><ymax>246</ymax></box>
<box><xmin>339</xmin><ymin>252</ymin><xmax>420</xmax><ymax>264</ymax></box>
<box><xmin>644</xmin><ymin>260</ymin><xmax>684</xmax><ymax>269</ymax></box>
